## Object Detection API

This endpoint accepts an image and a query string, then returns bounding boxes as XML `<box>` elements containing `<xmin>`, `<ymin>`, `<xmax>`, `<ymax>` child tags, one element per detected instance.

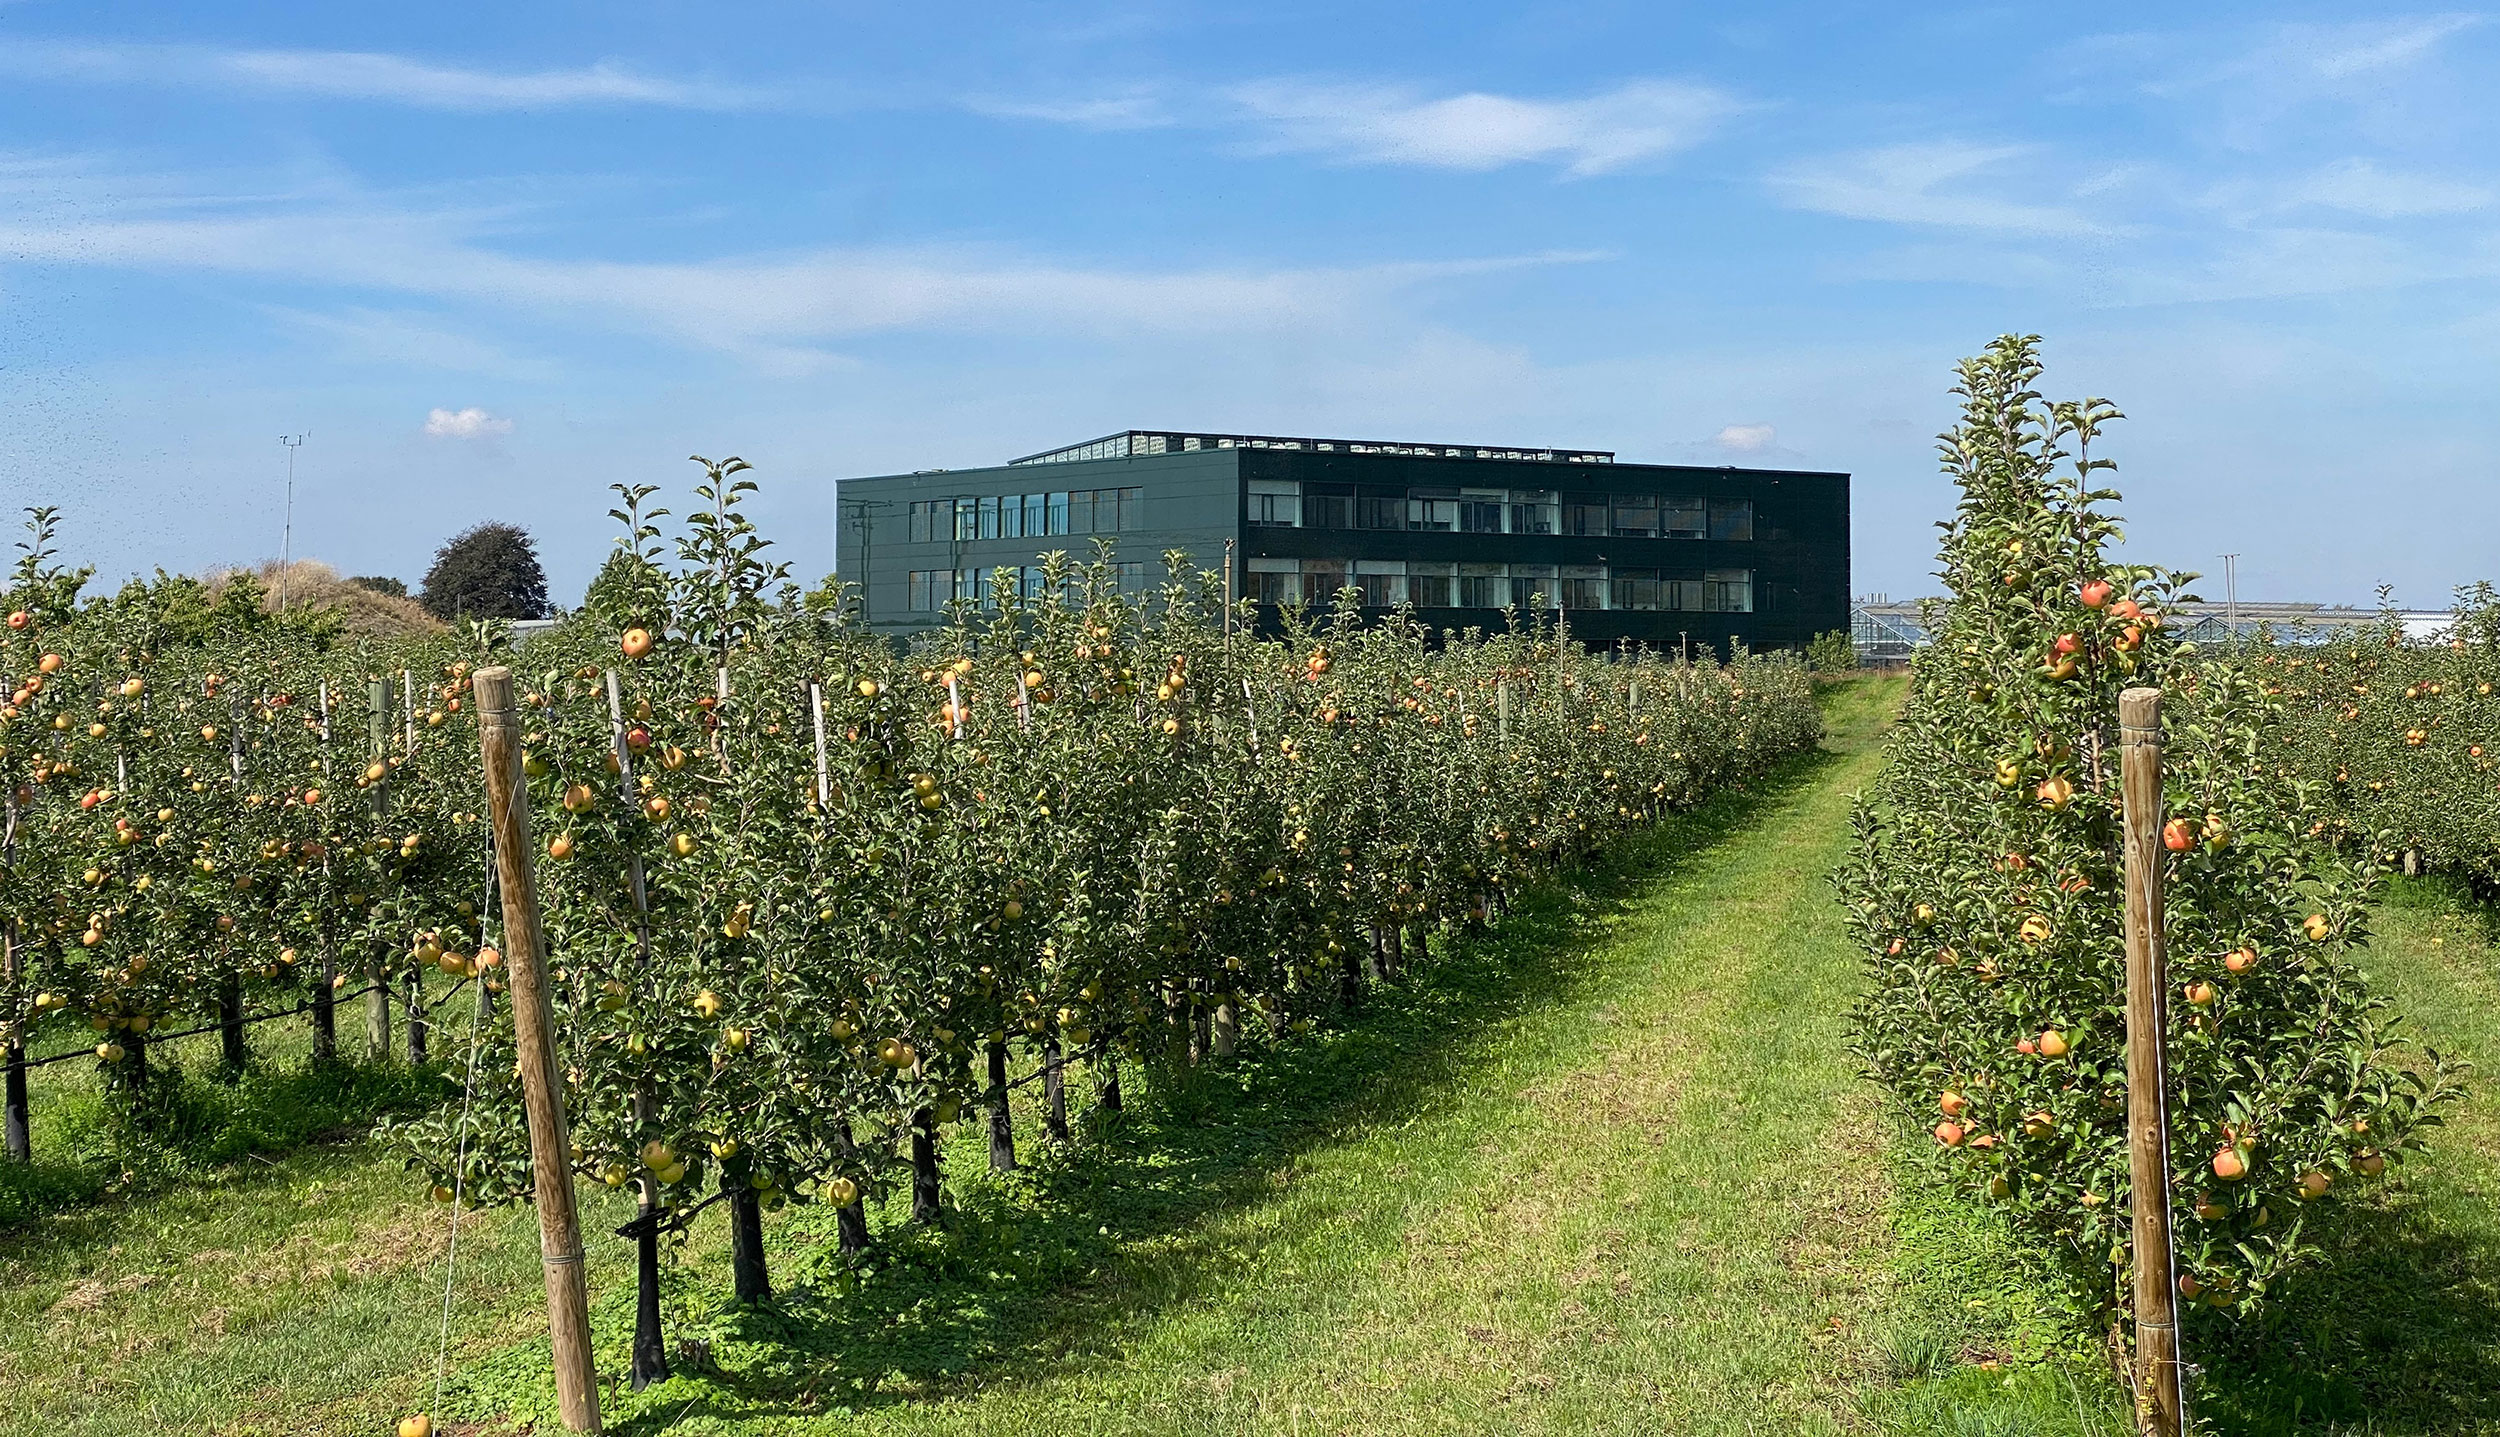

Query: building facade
<box><xmin>836</xmin><ymin>430</ymin><xmax>1849</xmax><ymax>653</ymax></box>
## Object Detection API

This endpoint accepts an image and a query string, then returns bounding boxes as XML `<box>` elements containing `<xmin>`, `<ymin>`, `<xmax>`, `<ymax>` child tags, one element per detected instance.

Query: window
<box><xmin>1704</xmin><ymin>568</ymin><xmax>1754</xmax><ymax>613</ymax></box>
<box><xmin>1560</xmin><ymin>565</ymin><xmax>1608</xmax><ymax>610</ymax></box>
<box><xmin>1508</xmin><ymin>490</ymin><xmax>1558</xmax><ymax>536</ymax></box>
<box><xmin>1407</xmin><ymin>491</ymin><xmax>1458</xmax><ymax>531</ymax></box>
<box><xmin>906</xmin><ymin>500</ymin><xmax>933</xmax><ymax>544</ymax></box>
<box><xmin>1023</xmin><ymin>493</ymin><xmax>1048</xmax><ymax>538</ymax></box>
<box><xmin>1301</xmin><ymin>559</ymin><xmax>1348</xmax><ymax>601</ymax></box>
<box><xmin>970</xmin><ymin>495</ymin><xmax>993</xmax><ymax>540</ymax></box>
<box><xmin>1611</xmin><ymin>567</ymin><xmax>1664</xmax><ymax>611</ymax></box>
<box><xmin>1248</xmin><ymin>557</ymin><xmax>1299</xmax><ymax>604</ymax></box>
<box><xmin>1662</xmin><ymin>496</ymin><xmax>1706</xmax><ymax>538</ymax></box>
<box><xmin>1248</xmin><ymin>478</ymin><xmax>1300</xmax><ymax>528</ymax></box>
<box><xmin>1116</xmin><ymin>487</ymin><xmax>1144</xmax><ymax>532</ymax></box>
<box><xmin>1459</xmin><ymin>497</ymin><xmax>1505</xmax><ymax>533</ymax></box>
<box><xmin>1354</xmin><ymin>560</ymin><xmax>1407</xmax><ymax>607</ymax></box>
<box><xmin>1302</xmin><ymin>488</ymin><xmax>1351</xmax><ymax>529</ymax></box>
<box><xmin>1048</xmin><ymin>491</ymin><xmax>1070</xmax><ymax>535</ymax></box>
<box><xmin>1355</xmin><ymin>491</ymin><xmax>1404</xmax><ymax>530</ymax></box>
<box><xmin>1509</xmin><ymin>563</ymin><xmax>1556</xmax><ymax>609</ymax></box>
<box><xmin>908</xmin><ymin>569</ymin><xmax>969</xmax><ymax>611</ymax></box>
<box><xmin>955</xmin><ymin>500</ymin><xmax>980</xmax><ymax>542</ymax></box>
<box><xmin>1115</xmin><ymin>561</ymin><xmax>1146</xmax><ymax>592</ymax></box>
<box><xmin>1709</xmin><ymin>498</ymin><xmax>1754</xmax><ymax>541</ymax></box>
<box><xmin>1562</xmin><ymin>495</ymin><xmax>1609</xmax><ymax>537</ymax></box>
<box><xmin>1612</xmin><ymin>495</ymin><xmax>1659</xmax><ymax>539</ymax></box>
<box><xmin>1408</xmin><ymin>562</ymin><xmax>1455</xmax><ymax>607</ymax></box>
<box><xmin>1459</xmin><ymin>563</ymin><xmax>1505</xmax><ymax>608</ymax></box>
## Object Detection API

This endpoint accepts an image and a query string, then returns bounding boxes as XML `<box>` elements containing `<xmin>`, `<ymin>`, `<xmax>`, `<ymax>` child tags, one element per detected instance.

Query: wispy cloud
<box><xmin>1769</xmin><ymin>143</ymin><xmax>2122</xmax><ymax>237</ymax></box>
<box><xmin>0</xmin><ymin>155</ymin><xmax>1599</xmax><ymax>356</ymax></box>
<box><xmin>0</xmin><ymin>37</ymin><xmax>744</xmax><ymax>111</ymax></box>
<box><xmin>2277</xmin><ymin>159</ymin><xmax>2490</xmax><ymax>218</ymax></box>
<box><xmin>1711</xmin><ymin>423</ymin><xmax>1776</xmax><ymax>452</ymax></box>
<box><xmin>962</xmin><ymin>90</ymin><xmax>1171</xmax><ymax>131</ymax></box>
<box><xmin>422</xmin><ymin>406</ymin><xmax>512</xmax><ymax>438</ymax></box>
<box><xmin>1225</xmin><ymin>78</ymin><xmax>1742</xmax><ymax>176</ymax></box>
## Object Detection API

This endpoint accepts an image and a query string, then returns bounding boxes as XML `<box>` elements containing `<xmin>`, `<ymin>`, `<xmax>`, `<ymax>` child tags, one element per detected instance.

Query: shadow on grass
<box><xmin>460</xmin><ymin>738</ymin><xmax>1857</xmax><ymax>1431</ymax></box>
<box><xmin>2190</xmin><ymin>1186</ymin><xmax>2500</xmax><ymax>1435</ymax></box>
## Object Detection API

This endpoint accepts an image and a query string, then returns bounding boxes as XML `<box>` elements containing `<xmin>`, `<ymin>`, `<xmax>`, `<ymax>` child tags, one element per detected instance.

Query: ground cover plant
<box><xmin>1838</xmin><ymin>336</ymin><xmax>2465</xmax><ymax>1385</ymax></box>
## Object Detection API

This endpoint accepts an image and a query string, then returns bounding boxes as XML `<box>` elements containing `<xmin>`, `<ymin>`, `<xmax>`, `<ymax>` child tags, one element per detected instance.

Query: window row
<box><xmin>1244</xmin><ymin>559</ymin><xmax>1754</xmax><ymax>613</ymax></box>
<box><xmin>905</xmin><ymin>487</ymin><xmax>1147</xmax><ymax>544</ymax></box>
<box><xmin>905</xmin><ymin>563</ymin><xmax>1149</xmax><ymax>611</ymax></box>
<box><xmin>1248</xmin><ymin>481</ymin><xmax>1753</xmax><ymax>541</ymax></box>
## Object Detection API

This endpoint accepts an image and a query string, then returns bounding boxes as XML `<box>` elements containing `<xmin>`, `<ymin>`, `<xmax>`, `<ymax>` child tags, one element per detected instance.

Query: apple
<box><xmin>2163</xmin><ymin>818</ymin><xmax>2196</xmax><ymax>852</ymax></box>
<box><xmin>2079</xmin><ymin>580</ymin><xmax>2113</xmax><ymax>608</ymax></box>
<box><xmin>2036</xmin><ymin>1028</ymin><xmax>2070</xmax><ymax>1058</ymax></box>
<box><xmin>400</xmin><ymin>1416</ymin><xmax>434</xmax><ymax>1437</ymax></box>
<box><xmin>2212</xmin><ymin>1148</ymin><xmax>2248</xmax><ymax>1181</ymax></box>
<box><xmin>1933</xmin><ymin>1121</ymin><xmax>1966</xmax><ymax>1147</ymax></box>
<box><xmin>621</xmin><ymin>627</ymin><xmax>655</xmax><ymax>659</ymax></box>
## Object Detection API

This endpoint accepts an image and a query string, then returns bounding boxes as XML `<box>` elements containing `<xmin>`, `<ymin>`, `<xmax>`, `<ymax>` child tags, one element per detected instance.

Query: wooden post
<box><xmin>365</xmin><ymin>678</ymin><xmax>392</xmax><ymax>1060</ymax></box>
<box><xmin>2118</xmin><ymin>687</ymin><xmax>2184</xmax><ymax>1437</ymax></box>
<box><xmin>473</xmin><ymin>666</ymin><xmax>603</xmax><ymax>1434</ymax></box>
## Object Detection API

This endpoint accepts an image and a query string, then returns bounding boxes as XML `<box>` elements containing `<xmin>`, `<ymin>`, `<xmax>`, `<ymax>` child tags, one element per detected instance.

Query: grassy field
<box><xmin>4</xmin><ymin>674</ymin><xmax>2496</xmax><ymax>1435</ymax></box>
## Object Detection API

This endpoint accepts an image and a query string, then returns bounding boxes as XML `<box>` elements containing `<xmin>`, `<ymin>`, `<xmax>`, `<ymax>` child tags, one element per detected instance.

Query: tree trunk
<box><xmin>406</xmin><ymin>963</ymin><xmax>428</xmax><ymax>1065</ymax></box>
<box><xmin>1100</xmin><ymin>1057</ymin><xmax>1123</xmax><ymax>1114</ymax></box>
<box><xmin>310</xmin><ymin>950</ymin><xmax>337</xmax><ymax>1064</ymax></box>
<box><xmin>1040</xmin><ymin>1033</ymin><xmax>1070</xmax><ymax>1142</ymax></box>
<box><xmin>727</xmin><ymin>1182</ymin><xmax>770</xmax><ymax>1303</ymax></box>
<box><xmin>3</xmin><ymin>1039</ymin><xmax>26</xmax><ymax>1161</ymax></box>
<box><xmin>219</xmin><ymin>972</ymin><xmax>247</xmax><ymax>1072</ymax></box>
<box><xmin>984</xmin><ymin>1040</ymin><xmax>1017</xmax><ymax>1172</ymax></box>
<box><xmin>910</xmin><ymin>1106</ymin><xmax>942</xmax><ymax>1224</ymax></box>
<box><xmin>833</xmin><ymin>1118</ymin><xmax>870</xmax><ymax>1256</ymax></box>
<box><xmin>364</xmin><ymin>959</ymin><xmax>391</xmax><ymax>1061</ymax></box>
<box><xmin>1339</xmin><ymin>945</ymin><xmax>1364</xmax><ymax>1008</ymax></box>
<box><xmin>1191</xmin><ymin>990</ymin><xmax>1211</xmax><ymax>1063</ymax></box>
<box><xmin>630</xmin><ymin>1178</ymin><xmax>668</xmax><ymax>1390</ymax></box>
<box><xmin>1212</xmin><ymin>997</ymin><xmax>1238</xmax><ymax>1058</ymax></box>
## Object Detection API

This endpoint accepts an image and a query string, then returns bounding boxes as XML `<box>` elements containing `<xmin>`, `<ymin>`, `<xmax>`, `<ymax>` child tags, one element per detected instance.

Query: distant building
<box><xmin>835</xmin><ymin>429</ymin><xmax>1851</xmax><ymax>653</ymax></box>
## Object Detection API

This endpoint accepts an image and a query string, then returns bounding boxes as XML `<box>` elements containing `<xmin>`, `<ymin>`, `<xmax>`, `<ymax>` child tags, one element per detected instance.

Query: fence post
<box><xmin>473</xmin><ymin>665</ymin><xmax>603</xmax><ymax>1435</ymax></box>
<box><xmin>364</xmin><ymin>678</ymin><xmax>392</xmax><ymax>1060</ymax></box>
<box><xmin>2118</xmin><ymin>686</ymin><xmax>2184</xmax><ymax>1437</ymax></box>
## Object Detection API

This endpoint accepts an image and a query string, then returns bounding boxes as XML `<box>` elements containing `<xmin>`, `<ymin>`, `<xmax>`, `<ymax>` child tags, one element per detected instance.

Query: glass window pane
<box><xmin>1709</xmin><ymin>498</ymin><xmax>1754</xmax><ymax>541</ymax></box>
<box><xmin>1612</xmin><ymin>495</ymin><xmax>1658</xmax><ymax>538</ymax></box>
<box><xmin>1663</xmin><ymin>497</ymin><xmax>1705</xmax><ymax>538</ymax></box>
<box><xmin>1300</xmin><ymin>559</ymin><xmax>1348</xmax><ymax>601</ymax></box>
<box><xmin>1048</xmin><ymin>492</ymin><xmax>1069</xmax><ymax>535</ymax></box>
<box><xmin>1563</xmin><ymin>496</ymin><xmax>1608</xmax><ymax>537</ymax></box>
<box><xmin>1458</xmin><ymin>563</ymin><xmax>1504</xmax><ymax>608</ymax></box>
<box><xmin>1304</xmin><ymin>491</ymin><xmax>1349</xmax><ymax>529</ymax></box>
<box><xmin>1508</xmin><ymin>490</ymin><xmax>1557</xmax><ymax>535</ymax></box>
<box><xmin>1706</xmin><ymin>567</ymin><xmax>1754</xmax><ymax>612</ymax></box>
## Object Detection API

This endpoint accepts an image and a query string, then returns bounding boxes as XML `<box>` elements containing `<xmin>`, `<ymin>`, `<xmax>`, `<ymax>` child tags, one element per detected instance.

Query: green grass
<box><xmin>6</xmin><ymin>674</ymin><xmax>2494</xmax><ymax>1436</ymax></box>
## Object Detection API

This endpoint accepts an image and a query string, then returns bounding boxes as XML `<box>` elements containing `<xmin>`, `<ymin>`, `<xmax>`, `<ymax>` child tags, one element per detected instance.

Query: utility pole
<box><xmin>2220</xmin><ymin>554</ymin><xmax>2239</xmax><ymax>646</ymax></box>
<box><xmin>277</xmin><ymin>434</ymin><xmax>308</xmax><ymax>609</ymax></box>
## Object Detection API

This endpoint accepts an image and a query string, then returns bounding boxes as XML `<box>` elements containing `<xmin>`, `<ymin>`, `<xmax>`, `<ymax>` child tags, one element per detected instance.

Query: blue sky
<box><xmin>0</xmin><ymin>2</ymin><xmax>2493</xmax><ymax>608</ymax></box>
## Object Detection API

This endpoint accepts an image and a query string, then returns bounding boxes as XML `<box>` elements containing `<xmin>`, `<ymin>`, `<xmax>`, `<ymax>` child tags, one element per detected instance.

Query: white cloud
<box><xmin>1711</xmin><ymin>423</ymin><xmax>1776</xmax><ymax>451</ymax></box>
<box><xmin>2279</xmin><ymin>159</ymin><xmax>2490</xmax><ymax>218</ymax></box>
<box><xmin>0</xmin><ymin>155</ymin><xmax>1600</xmax><ymax>354</ymax></box>
<box><xmin>423</xmin><ymin>406</ymin><xmax>512</xmax><ymax>438</ymax></box>
<box><xmin>0</xmin><ymin>37</ymin><xmax>738</xmax><ymax>111</ymax></box>
<box><xmin>1228</xmin><ymin>78</ymin><xmax>1741</xmax><ymax>176</ymax></box>
<box><xmin>963</xmin><ymin>91</ymin><xmax>1170</xmax><ymax>131</ymax></box>
<box><xmin>1770</xmin><ymin>143</ymin><xmax>2121</xmax><ymax>237</ymax></box>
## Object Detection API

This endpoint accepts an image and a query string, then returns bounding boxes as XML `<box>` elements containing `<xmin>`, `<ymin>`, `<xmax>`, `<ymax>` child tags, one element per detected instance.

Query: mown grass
<box><xmin>10</xmin><ymin>674</ymin><xmax>2490</xmax><ymax>1436</ymax></box>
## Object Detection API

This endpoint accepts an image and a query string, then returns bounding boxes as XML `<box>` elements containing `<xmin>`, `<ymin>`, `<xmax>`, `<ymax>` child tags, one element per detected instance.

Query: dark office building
<box><xmin>835</xmin><ymin>430</ymin><xmax>1849</xmax><ymax>652</ymax></box>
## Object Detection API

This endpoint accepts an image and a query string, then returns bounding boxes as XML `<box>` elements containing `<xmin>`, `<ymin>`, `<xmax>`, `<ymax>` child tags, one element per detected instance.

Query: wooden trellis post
<box><xmin>473</xmin><ymin>666</ymin><xmax>603</xmax><ymax>1434</ymax></box>
<box><xmin>2118</xmin><ymin>687</ymin><xmax>2185</xmax><ymax>1437</ymax></box>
